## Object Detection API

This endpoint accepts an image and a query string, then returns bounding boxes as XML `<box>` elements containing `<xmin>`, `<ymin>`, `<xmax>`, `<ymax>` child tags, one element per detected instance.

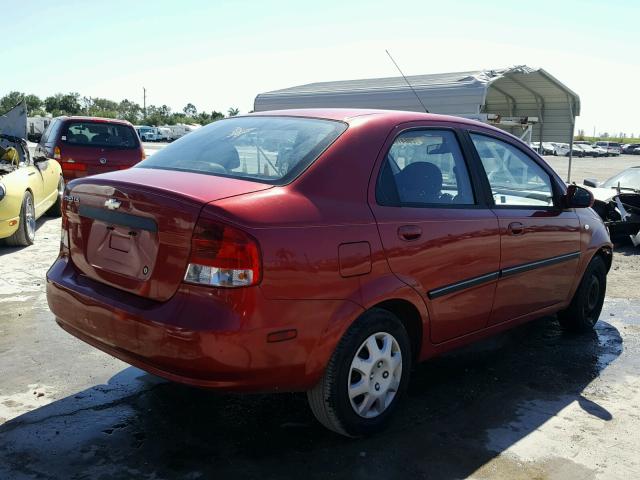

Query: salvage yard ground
<box><xmin>0</xmin><ymin>153</ymin><xmax>639</xmax><ymax>479</ymax></box>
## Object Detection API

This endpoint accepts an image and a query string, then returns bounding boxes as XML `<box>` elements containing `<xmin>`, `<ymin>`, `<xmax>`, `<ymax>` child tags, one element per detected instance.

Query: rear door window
<box><xmin>61</xmin><ymin>122</ymin><xmax>139</xmax><ymax>148</ymax></box>
<box><xmin>376</xmin><ymin>129</ymin><xmax>475</xmax><ymax>206</ymax></box>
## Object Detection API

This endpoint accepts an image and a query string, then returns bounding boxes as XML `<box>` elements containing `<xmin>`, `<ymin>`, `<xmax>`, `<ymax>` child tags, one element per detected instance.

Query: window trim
<box><xmin>374</xmin><ymin>126</ymin><xmax>483</xmax><ymax>210</ymax></box>
<box><xmin>464</xmin><ymin>129</ymin><xmax>566</xmax><ymax>211</ymax></box>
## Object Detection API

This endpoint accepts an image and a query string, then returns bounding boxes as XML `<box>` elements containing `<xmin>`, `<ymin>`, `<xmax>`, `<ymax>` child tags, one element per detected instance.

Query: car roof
<box><xmin>56</xmin><ymin>116</ymin><xmax>134</xmax><ymax>126</ymax></box>
<box><xmin>248</xmin><ymin>108</ymin><xmax>500</xmax><ymax>130</ymax></box>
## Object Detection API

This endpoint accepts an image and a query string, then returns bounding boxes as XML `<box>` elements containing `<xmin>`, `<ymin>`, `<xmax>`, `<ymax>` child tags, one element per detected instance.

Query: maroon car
<box><xmin>46</xmin><ymin>109</ymin><xmax>612</xmax><ymax>436</ymax></box>
<box><xmin>35</xmin><ymin>116</ymin><xmax>145</xmax><ymax>181</ymax></box>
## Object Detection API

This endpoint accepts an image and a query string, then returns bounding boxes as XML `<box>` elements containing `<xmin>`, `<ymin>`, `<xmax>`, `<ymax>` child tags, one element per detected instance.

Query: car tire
<box><xmin>6</xmin><ymin>191</ymin><xmax>36</xmax><ymax>247</ymax></box>
<box><xmin>46</xmin><ymin>177</ymin><xmax>64</xmax><ymax>217</ymax></box>
<box><xmin>307</xmin><ymin>308</ymin><xmax>412</xmax><ymax>437</ymax></box>
<box><xmin>558</xmin><ymin>256</ymin><xmax>607</xmax><ymax>333</ymax></box>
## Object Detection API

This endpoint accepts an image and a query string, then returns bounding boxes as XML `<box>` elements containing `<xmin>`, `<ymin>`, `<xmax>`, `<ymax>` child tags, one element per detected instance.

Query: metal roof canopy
<box><xmin>254</xmin><ymin>66</ymin><xmax>580</xmax><ymax>181</ymax></box>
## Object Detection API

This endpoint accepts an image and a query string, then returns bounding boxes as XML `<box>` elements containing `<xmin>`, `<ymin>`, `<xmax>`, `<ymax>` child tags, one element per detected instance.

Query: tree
<box><xmin>45</xmin><ymin>92</ymin><xmax>82</xmax><ymax>116</ymax></box>
<box><xmin>227</xmin><ymin>107</ymin><xmax>240</xmax><ymax>117</ymax></box>
<box><xmin>0</xmin><ymin>91</ymin><xmax>25</xmax><ymax>113</ymax></box>
<box><xmin>183</xmin><ymin>103</ymin><xmax>197</xmax><ymax>117</ymax></box>
<box><xmin>24</xmin><ymin>94</ymin><xmax>44</xmax><ymax>116</ymax></box>
<box><xmin>576</xmin><ymin>129</ymin><xmax>585</xmax><ymax>141</ymax></box>
<box><xmin>117</xmin><ymin>99</ymin><xmax>142</xmax><ymax>124</ymax></box>
<box><xmin>83</xmin><ymin>97</ymin><xmax>119</xmax><ymax>118</ymax></box>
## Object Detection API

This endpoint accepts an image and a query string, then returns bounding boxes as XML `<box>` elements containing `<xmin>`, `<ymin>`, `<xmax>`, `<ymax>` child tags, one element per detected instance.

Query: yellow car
<box><xmin>1</xmin><ymin>102</ymin><xmax>63</xmax><ymax>246</ymax></box>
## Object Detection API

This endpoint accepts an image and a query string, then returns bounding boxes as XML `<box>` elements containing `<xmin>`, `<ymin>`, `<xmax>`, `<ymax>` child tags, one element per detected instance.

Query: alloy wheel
<box><xmin>25</xmin><ymin>195</ymin><xmax>36</xmax><ymax>241</ymax></box>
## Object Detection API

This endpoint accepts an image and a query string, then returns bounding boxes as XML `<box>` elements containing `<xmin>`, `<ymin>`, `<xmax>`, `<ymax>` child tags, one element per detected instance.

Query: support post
<box><xmin>566</xmin><ymin>94</ymin><xmax>575</xmax><ymax>183</ymax></box>
<box><xmin>568</xmin><ymin>123</ymin><xmax>575</xmax><ymax>183</ymax></box>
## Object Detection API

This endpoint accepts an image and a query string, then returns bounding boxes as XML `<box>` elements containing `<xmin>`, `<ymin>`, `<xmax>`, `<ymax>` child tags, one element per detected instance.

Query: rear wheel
<box><xmin>307</xmin><ymin>308</ymin><xmax>411</xmax><ymax>437</ymax></box>
<box><xmin>46</xmin><ymin>177</ymin><xmax>64</xmax><ymax>216</ymax></box>
<box><xmin>6</xmin><ymin>191</ymin><xmax>36</xmax><ymax>246</ymax></box>
<box><xmin>558</xmin><ymin>256</ymin><xmax>607</xmax><ymax>332</ymax></box>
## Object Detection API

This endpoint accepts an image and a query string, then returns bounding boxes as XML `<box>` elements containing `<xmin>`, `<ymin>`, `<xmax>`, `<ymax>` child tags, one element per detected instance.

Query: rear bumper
<box><xmin>46</xmin><ymin>256</ymin><xmax>345</xmax><ymax>392</ymax></box>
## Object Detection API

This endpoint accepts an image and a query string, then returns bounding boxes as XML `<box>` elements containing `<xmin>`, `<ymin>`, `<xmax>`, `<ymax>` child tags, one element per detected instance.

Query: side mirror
<box><xmin>583</xmin><ymin>178</ymin><xmax>599</xmax><ymax>188</ymax></box>
<box><xmin>565</xmin><ymin>184</ymin><xmax>594</xmax><ymax>208</ymax></box>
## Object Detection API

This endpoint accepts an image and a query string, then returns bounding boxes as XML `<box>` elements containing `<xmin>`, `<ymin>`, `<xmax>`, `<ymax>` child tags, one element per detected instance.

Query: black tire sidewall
<box><xmin>560</xmin><ymin>256</ymin><xmax>607</xmax><ymax>332</ymax></box>
<box><xmin>578</xmin><ymin>258</ymin><xmax>607</xmax><ymax>326</ymax></box>
<box><xmin>327</xmin><ymin>309</ymin><xmax>412</xmax><ymax>436</ymax></box>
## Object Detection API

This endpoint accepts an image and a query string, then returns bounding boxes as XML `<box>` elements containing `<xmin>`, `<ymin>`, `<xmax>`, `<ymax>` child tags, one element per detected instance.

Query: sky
<box><xmin>3</xmin><ymin>0</ymin><xmax>639</xmax><ymax>135</ymax></box>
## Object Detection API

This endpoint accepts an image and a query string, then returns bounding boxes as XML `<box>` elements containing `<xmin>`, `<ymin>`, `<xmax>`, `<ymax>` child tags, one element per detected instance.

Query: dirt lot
<box><xmin>0</xmin><ymin>154</ymin><xmax>639</xmax><ymax>479</ymax></box>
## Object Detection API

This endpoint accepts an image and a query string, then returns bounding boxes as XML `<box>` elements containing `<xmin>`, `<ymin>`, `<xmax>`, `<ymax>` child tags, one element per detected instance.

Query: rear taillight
<box><xmin>53</xmin><ymin>146</ymin><xmax>61</xmax><ymax>160</ymax></box>
<box><xmin>61</xmin><ymin>162</ymin><xmax>86</xmax><ymax>172</ymax></box>
<box><xmin>184</xmin><ymin>217</ymin><xmax>261</xmax><ymax>288</ymax></box>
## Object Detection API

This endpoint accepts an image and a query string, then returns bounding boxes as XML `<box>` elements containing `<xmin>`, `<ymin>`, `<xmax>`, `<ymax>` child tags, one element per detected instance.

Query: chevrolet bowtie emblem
<box><xmin>104</xmin><ymin>198</ymin><xmax>121</xmax><ymax>210</ymax></box>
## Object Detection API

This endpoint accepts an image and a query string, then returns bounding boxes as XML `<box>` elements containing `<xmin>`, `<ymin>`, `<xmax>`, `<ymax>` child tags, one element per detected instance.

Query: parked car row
<box><xmin>529</xmin><ymin>141</ymin><xmax>631</xmax><ymax>158</ymax></box>
<box><xmin>134</xmin><ymin>124</ymin><xmax>201</xmax><ymax>142</ymax></box>
<box><xmin>621</xmin><ymin>143</ymin><xmax>640</xmax><ymax>155</ymax></box>
<box><xmin>528</xmin><ymin>142</ymin><xmax>570</xmax><ymax>156</ymax></box>
<box><xmin>574</xmin><ymin>141</ymin><xmax>621</xmax><ymax>157</ymax></box>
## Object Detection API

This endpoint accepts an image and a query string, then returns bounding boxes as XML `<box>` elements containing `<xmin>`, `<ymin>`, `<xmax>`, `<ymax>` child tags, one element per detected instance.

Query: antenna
<box><xmin>385</xmin><ymin>49</ymin><xmax>429</xmax><ymax>113</ymax></box>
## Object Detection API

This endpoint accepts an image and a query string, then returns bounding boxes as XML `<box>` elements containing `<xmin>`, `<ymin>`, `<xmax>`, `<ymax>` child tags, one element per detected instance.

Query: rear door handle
<box><xmin>508</xmin><ymin>222</ymin><xmax>525</xmax><ymax>236</ymax></box>
<box><xmin>398</xmin><ymin>225</ymin><xmax>422</xmax><ymax>241</ymax></box>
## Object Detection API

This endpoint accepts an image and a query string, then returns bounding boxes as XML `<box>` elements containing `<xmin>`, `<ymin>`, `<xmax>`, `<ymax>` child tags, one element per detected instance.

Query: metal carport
<box><xmin>254</xmin><ymin>66</ymin><xmax>580</xmax><ymax>181</ymax></box>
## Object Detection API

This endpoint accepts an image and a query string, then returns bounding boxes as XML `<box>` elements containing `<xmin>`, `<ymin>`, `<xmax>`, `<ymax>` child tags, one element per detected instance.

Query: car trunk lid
<box><xmin>65</xmin><ymin>168</ymin><xmax>272</xmax><ymax>301</ymax></box>
<box><xmin>60</xmin><ymin>142</ymin><xmax>143</xmax><ymax>175</ymax></box>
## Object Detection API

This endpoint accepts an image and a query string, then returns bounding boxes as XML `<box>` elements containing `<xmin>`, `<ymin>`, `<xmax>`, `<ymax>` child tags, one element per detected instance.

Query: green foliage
<box><xmin>24</xmin><ymin>94</ymin><xmax>44</xmax><ymax>116</ymax></box>
<box><xmin>44</xmin><ymin>92</ymin><xmax>82</xmax><ymax>116</ymax></box>
<box><xmin>578</xmin><ymin>136</ymin><xmax>640</xmax><ymax>144</ymax></box>
<box><xmin>1</xmin><ymin>90</ymin><xmax>238</xmax><ymax>128</ymax></box>
<box><xmin>183</xmin><ymin>103</ymin><xmax>197</xmax><ymax>117</ymax></box>
<box><xmin>0</xmin><ymin>91</ymin><xmax>25</xmax><ymax>113</ymax></box>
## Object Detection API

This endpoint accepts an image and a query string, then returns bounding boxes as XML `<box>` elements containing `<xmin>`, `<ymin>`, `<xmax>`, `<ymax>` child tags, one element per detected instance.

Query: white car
<box><xmin>156</xmin><ymin>127</ymin><xmax>172</xmax><ymax>142</ymax></box>
<box><xmin>138</xmin><ymin>127</ymin><xmax>158</xmax><ymax>142</ymax></box>
<box><xmin>594</xmin><ymin>141</ymin><xmax>621</xmax><ymax>156</ymax></box>
<box><xmin>592</xmin><ymin>145</ymin><xmax>608</xmax><ymax>157</ymax></box>
<box><xmin>552</xmin><ymin>143</ymin><xmax>570</xmax><ymax>156</ymax></box>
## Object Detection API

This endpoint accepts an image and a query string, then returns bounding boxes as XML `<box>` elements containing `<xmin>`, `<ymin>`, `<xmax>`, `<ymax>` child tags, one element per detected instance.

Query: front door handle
<box><xmin>398</xmin><ymin>225</ymin><xmax>422</xmax><ymax>241</ymax></box>
<box><xmin>508</xmin><ymin>222</ymin><xmax>525</xmax><ymax>236</ymax></box>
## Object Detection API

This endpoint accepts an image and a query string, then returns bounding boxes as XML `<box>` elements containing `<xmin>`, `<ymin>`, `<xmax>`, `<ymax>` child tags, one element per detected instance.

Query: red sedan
<box><xmin>35</xmin><ymin>116</ymin><xmax>145</xmax><ymax>181</ymax></box>
<box><xmin>46</xmin><ymin>109</ymin><xmax>612</xmax><ymax>436</ymax></box>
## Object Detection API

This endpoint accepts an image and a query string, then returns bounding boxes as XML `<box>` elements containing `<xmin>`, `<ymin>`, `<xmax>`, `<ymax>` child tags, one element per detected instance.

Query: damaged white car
<box><xmin>583</xmin><ymin>167</ymin><xmax>640</xmax><ymax>246</ymax></box>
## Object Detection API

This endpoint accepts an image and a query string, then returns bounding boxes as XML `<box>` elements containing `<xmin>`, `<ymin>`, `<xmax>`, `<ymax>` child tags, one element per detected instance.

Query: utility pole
<box><xmin>143</xmin><ymin>87</ymin><xmax>147</xmax><ymax>118</ymax></box>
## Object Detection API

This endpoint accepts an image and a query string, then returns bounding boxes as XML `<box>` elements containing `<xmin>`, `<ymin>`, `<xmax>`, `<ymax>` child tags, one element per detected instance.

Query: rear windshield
<box><xmin>136</xmin><ymin>116</ymin><xmax>347</xmax><ymax>185</ymax></box>
<box><xmin>61</xmin><ymin>121</ymin><xmax>139</xmax><ymax>148</ymax></box>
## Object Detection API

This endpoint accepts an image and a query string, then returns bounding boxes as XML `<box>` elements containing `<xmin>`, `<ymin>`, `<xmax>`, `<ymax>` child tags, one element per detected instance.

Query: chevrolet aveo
<box><xmin>46</xmin><ymin>109</ymin><xmax>612</xmax><ymax>436</ymax></box>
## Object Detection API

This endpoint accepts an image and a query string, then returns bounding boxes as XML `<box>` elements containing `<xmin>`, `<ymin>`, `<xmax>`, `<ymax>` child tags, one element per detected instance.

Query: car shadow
<box><xmin>613</xmin><ymin>241</ymin><xmax>638</xmax><ymax>256</ymax></box>
<box><xmin>0</xmin><ymin>316</ymin><xmax>622</xmax><ymax>480</ymax></box>
<box><xmin>0</xmin><ymin>216</ymin><xmax>58</xmax><ymax>253</ymax></box>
